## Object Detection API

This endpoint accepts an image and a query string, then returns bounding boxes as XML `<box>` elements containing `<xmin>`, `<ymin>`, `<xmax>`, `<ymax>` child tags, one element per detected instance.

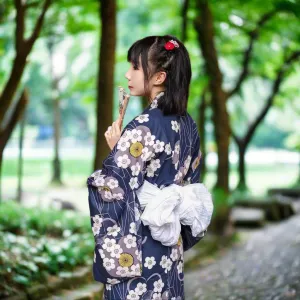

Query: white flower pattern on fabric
<box><xmin>110</xmin><ymin>244</ymin><xmax>123</xmax><ymax>258</ymax></box>
<box><xmin>170</xmin><ymin>248</ymin><xmax>179</xmax><ymax>261</ymax></box>
<box><xmin>131</xmin><ymin>162</ymin><xmax>141</xmax><ymax>176</ymax></box>
<box><xmin>135</xmin><ymin>282</ymin><xmax>147</xmax><ymax>295</ymax></box>
<box><xmin>144</xmin><ymin>256</ymin><xmax>156</xmax><ymax>269</ymax></box>
<box><xmin>124</xmin><ymin>234</ymin><xmax>137</xmax><ymax>249</ymax></box>
<box><xmin>129</xmin><ymin>177</ymin><xmax>139</xmax><ymax>189</ymax></box>
<box><xmin>129</xmin><ymin>222</ymin><xmax>137</xmax><ymax>234</ymax></box>
<box><xmin>117</xmin><ymin>154</ymin><xmax>131</xmax><ymax>168</ymax></box>
<box><xmin>153</xmin><ymin>279</ymin><xmax>164</xmax><ymax>293</ymax></box>
<box><xmin>164</xmin><ymin>143</ymin><xmax>172</xmax><ymax>155</ymax></box>
<box><xmin>135</xmin><ymin>114</ymin><xmax>149</xmax><ymax>123</ymax></box>
<box><xmin>107</xmin><ymin>225</ymin><xmax>120</xmax><ymax>237</ymax></box>
<box><xmin>103</xmin><ymin>258</ymin><xmax>115</xmax><ymax>271</ymax></box>
<box><xmin>130</xmin><ymin>129</ymin><xmax>143</xmax><ymax>143</ymax></box>
<box><xmin>144</xmin><ymin>132</ymin><xmax>155</xmax><ymax>146</ymax></box>
<box><xmin>171</xmin><ymin>120</ymin><xmax>180</xmax><ymax>133</ymax></box>
<box><xmin>127</xmin><ymin>290</ymin><xmax>140</xmax><ymax>300</ymax></box>
<box><xmin>102</xmin><ymin>238</ymin><xmax>116</xmax><ymax>252</ymax></box>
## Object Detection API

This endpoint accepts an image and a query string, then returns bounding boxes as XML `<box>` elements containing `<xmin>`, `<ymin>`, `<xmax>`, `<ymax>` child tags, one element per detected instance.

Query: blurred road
<box><xmin>185</xmin><ymin>214</ymin><xmax>300</xmax><ymax>300</ymax></box>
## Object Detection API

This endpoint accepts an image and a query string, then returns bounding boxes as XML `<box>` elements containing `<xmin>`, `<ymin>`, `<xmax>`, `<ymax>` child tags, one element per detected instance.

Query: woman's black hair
<box><xmin>127</xmin><ymin>35</ymin><xmax>191</xmax><ymax>116</ymax></box>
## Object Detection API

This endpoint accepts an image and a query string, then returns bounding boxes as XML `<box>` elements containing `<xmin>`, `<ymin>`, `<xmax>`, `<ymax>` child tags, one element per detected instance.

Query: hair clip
<box><xmin>164</xmin><ymin>40</ymin><xmax>179</xmax><ymax>51</ymax></box>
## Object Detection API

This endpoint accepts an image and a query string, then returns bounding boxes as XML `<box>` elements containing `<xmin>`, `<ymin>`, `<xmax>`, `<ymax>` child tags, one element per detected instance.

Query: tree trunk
<box><xmin>237</xmin><ymin>140</ymin><xmax>247</xmax><ymax>191</ymax></box>
<box><xmin>0</xmin><ymin>54</ymin><xmax>27</xmax><ymax>123</ymax></box>
<box><xmin>48</xmin><ymin>40</ymin><xmax>63</xmax><ymax>185</ymax></box>
<box><xmin>51</xmin><ymin>93</ymin><xmax>62</xmax><ymax>184</ymax></box>
<box><xmin>194</xmin><ymin>0</ymin><xmax>230</xmax><ymax>193</ymax></box>
<box><xmin>94</xmin><ymin>0</ymin><xmax>116</xmax><ymax>170</ymax></box>
<box><xmin>17</xmin><ymin>106</ymin><xmax>26</xmax><ymax>203</ymax></box>
<box><xmin>199</xmin><ymin>89</ymin><xmax>208</xmax><ymax>181</ymax></box>
<box><xmin>0</xmin><ymin>89</ymin><xmax>28</xmax><ymax>203</ymax></box>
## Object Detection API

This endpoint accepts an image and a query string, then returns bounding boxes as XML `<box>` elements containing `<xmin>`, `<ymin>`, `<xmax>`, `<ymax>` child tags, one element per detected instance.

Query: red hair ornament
<box><xmin>164</xmin><ymin>40</ymin><xmax>179</xmax><ymax>50</ymax></box>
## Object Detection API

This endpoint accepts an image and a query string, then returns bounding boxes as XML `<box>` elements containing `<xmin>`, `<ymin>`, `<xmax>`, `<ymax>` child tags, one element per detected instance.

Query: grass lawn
<box><xmin>1</xmin><ymin>158</ymin><xmax>299</xmax><ymax>197</ymax></box>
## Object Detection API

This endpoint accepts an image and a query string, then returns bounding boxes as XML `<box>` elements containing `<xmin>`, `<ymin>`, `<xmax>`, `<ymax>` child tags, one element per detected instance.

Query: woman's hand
<box><xmin>104</xmin><ymin>115</ymin><xmax>123</xmax><ymax>150</ymax></box>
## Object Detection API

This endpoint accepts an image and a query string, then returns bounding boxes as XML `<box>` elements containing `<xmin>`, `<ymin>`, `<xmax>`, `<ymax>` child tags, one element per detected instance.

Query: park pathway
<box><xmin>185</xmin><ymin>214</ymin><xmax>300</xmax><ymax>300</ymax></box>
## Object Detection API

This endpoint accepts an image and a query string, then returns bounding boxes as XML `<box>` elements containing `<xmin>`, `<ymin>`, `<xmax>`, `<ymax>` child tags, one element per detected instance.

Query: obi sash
<box><xmin>135</xmin><ymin>180</ymin><xmax>214</xmax><ymax>247</ymax></box>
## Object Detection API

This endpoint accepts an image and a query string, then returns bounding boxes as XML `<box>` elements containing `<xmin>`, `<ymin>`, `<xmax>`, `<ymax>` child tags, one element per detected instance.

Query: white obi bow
<box><xmin>135</xmin><ymin>180</ymin><xmax>214</xmax><ymax>247</ymax></box>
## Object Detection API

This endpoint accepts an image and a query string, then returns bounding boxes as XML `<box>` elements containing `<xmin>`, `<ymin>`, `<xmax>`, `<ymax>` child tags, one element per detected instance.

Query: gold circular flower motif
<box><xmin>130</xmin><ymin>142</ymin><xmax>143</xmax><ymax>158</ymax></box>
<box><xmin>101</xmin><ymin>186</ymin><xmax>111</xmax><ymax>192</ymax></box>
<box><xmin>119</xmin><ymin>253</ymin><xmax>134</xmax><ymax>267</ymax></box>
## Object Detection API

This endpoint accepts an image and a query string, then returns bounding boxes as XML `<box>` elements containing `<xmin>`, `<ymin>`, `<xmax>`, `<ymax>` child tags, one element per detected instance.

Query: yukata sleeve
<box><xmin>180</xmin><ymin>131</ymin><xmax>209</xmax><ymax>252</ymax></box>
<box><xmin>86</xmin><ymin>113</ymin><xmax>166</xmax><ymax>284</ymax></box>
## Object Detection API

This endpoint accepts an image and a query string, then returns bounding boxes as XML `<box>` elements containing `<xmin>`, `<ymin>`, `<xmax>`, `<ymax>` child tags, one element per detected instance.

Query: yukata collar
<box><xmin>149</xmin><ymin>91</ymin><xmax>165</xmax><ymax>110</ymax></box>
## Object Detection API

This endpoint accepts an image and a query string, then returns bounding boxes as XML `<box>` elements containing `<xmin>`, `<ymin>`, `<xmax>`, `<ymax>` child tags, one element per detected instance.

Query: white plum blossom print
<box><xmin>103</xmin><ymin>257</ymin><xmax>115</xmax><ymax>271</ymax></box>
<box><xmin>174</xmin><ymin>144</ymin><xmax>180</xmax><ymax>154</ymax></box>
<box><xmin>110</xmin><ymin>244</ymin><xmax>123</xmax><ymax>258</ymax></box>
<box><xmin>91</xmin><ymin>169</ymin><xmax>102</xmax><ymax>178</ymax></box>
<box><xmin>135</xmin><ymin>114</ymin><xmax>149</xmax><ymax>123</ymax></box>
<box><xmin>146</xmin><ymin>164</ymin><xmax>155</xmax><ymax>177</ymax></box>
<box><xmin>124</xmin><ymin>234</ymin><xmax>137</xmax><ymax>249</ymax></box>
<box><xmin>135</xmin><ymin>249</ymin><xmax>142</xmax><ymax>262</ymax></box>
<box><xmin>122</xmin><ymin>129</ymin><xmax>132</xmax><ymax>141</ymax></box>
<box><xmin>102</xmin><ymin>238</ymin><xmax>116</xmax><ymax>252</ymax></box>
<box><xmin>129</xmin><ymin>222</ymin><xmax>137</xmax><ymax>234</ymax></box>
<box><xmin>153</xmin><ymin>140</ymin><xmax>165</xmax><ymax>153</ymax></box>
<box><xmin>130</xmin><ymin>263</ymin><xmax>140</xmax><ymax>275</ymax></box>
<box><xmin>117</xmin><ymin>154</ymin><xmax>131</xmax><ymax>168</ymax></box>
<box><xmin>150</xmin><ymin>159</ymin><xmax>161</xmax><ymax>171</ymax></box>
<box><xmin>129</xmin><ymin>177</ymin><xmax>139</xmax><ymax>189</ymax></box>
<box><xmin>131</xmin><ymin>162</ymin><xmax>141</xmax><ymax>176</ymax></box>
<box><xmin>107</xmin><ymin>278</ymin><xmax>120</xmax><ymax>285</ymax></box>
<box><xmin>164</xmin><ymin>143</ymin><xmax>172</xmax><ymax>155</ymax></box>
<box><xmin>135</xmin><ymin>282</ymin><xmax>147</xmax><ymax>295</ymax></box>
<box><xmin>165</xmin><ymin>258</ymin><xmax>172</xmax><ymax>273</ymax></box>
<box><xmin>106</xmin><ymin>284</ymin><xmax>112</xmax><ymax>290</ymax></box>
<box><xmin>170</xmin><ymin>248</ymin><xmax>179</xmax><ymax>261</ymax></box>
<box><xmin>107</xmin><ymin>178</ymin><xmax>119</xmax><ymax>189</ymax></box>
<box><xmin>94</xmin><ymin>176</ymin><xmax>105</xmax><ymax>186</ymax></box>
<box><xmin>92</xmin><ymin>215</ymin><xmax>102</xmax><ymax>229</ymax></box>
<box><xmin>144</xmin><ymin>256</ymin><xmax>156</xmax><ymax>269</ymax></box>
<box><xmin>177</xmin><ymin>261</ymin><xmax>183</xmax><ymax>273</ymax></box>
<box><xmin>112</xmin><ymin>192</ymin><xmax>124</xmax><ymax>200</ymax></box>
<box><xmin>104</xmin><ymin>190</ymin><xmax>113</xmax><ymax>200</ymax></box>
<box><xmin>130</xmin><ymin>128</ymin><xmax>143</xmax><ymax>143</ymax></box>
<box><xmin>153</xmin><ymin>279</ymin><xmax>164</xmax><ymax>293</ymax></box>
<box><xmin>141</xmin><ymin>147</ymin><xmax>154</xmax><ymax>162</ymax></box>
<box><xmin>94</xmin><ymin>251</ymin><xmax>96</xmax><ymax>263</ymax></box>
<box><xmin>92</xmin><ymin>225</ymin><xmax>100</xmax><ymax>236</ymax></box>
<box><xmin>116</xmin><ymin>266</ymin><xmax>129</xmax><ymax>277</ymax></box>
<box><xmin>152</xmin><ymin>293</ymin><xmax>162</xmax><ymax>300</ymax></box>
<box><xmin>117</xmin><ymin>138</ymin><xmax>130</xmax><ymax>151</ymax></box>
<box><xmin>174</xmin><ymin>170</ymin><xmax>183</xmax><ymax>182</ymax></box>
<box><xmin>98</xmin><ymin>249</ymin><xmax>105</xmax><ymax>259</ymax></box>
<box><xmin>160</xmin><ymin>255</ymin><xmax>168</xmax><ymax>269</ymax></box>
<box><xmin>107</xmin><ymin>224</ymin><xmax>121</xmax><ymax>237</ymax></box>
<box><xmin>127</xmin><ymin>290</ymin><xmax>140</xmax><ymax>300</ymax></box>
<box><xmin>144</xmin><ymin>132</ymin><xmax>155</xmax><ymax>146</ymax></box>
<box><xmin>171</xmin><ymin>120</ymin><xmax>180</xmax><ymax>132</ymax></box>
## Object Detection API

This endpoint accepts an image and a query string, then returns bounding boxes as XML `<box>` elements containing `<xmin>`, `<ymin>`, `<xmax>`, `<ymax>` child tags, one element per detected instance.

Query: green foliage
<box><xmin>0</xmin><ymin>201</ymin><xmax>90</xmax><ymax>236</ymax></box>
<box><xmin>0</xmin><ymin>202</ymin><xmax>94</xmax><ymax>298</ymax></box>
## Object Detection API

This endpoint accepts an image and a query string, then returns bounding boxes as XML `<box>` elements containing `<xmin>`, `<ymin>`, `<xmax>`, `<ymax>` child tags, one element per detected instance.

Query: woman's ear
<box><xmin>154</xmin><ymin>71</ymin><xmax>167</xmax><ymax>85</ymax></box>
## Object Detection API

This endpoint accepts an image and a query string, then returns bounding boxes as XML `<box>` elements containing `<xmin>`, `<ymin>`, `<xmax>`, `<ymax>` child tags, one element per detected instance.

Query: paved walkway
<box><xmin>185</xmin><ymin>214</ymin><xmax>300</xmax><ymax>300</ymax></box>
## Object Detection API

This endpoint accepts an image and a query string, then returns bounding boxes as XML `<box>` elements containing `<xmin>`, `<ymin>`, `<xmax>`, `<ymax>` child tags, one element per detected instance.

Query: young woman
<box><xmin>87</xmin><ymin>35</ymin><xmax>213</xmax><ymax>300</ymax></box>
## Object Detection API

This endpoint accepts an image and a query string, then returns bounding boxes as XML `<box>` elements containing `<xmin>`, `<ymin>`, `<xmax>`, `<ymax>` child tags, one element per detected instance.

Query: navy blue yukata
<box><xmin>86</xmin><ymin>91</ymin><xmax>205</xmax><ymax>300</ymax></box>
